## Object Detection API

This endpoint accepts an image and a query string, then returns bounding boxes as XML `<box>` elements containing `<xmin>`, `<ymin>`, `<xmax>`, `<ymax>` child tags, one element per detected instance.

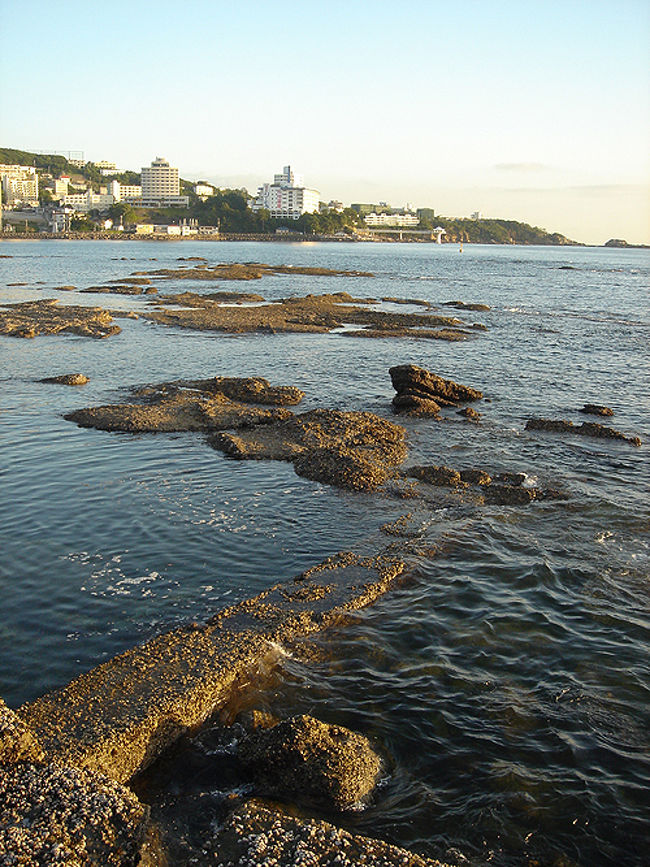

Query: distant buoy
<box><xmin>459</xmin><ymin>242</ymin><xmax>463</xmax><ymax>253</ymax></box>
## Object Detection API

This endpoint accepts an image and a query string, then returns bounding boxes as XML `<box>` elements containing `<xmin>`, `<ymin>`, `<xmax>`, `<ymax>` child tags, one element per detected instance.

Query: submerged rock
<box><xmin>389</xmin><ymin>364</ymin><xmax>483</xmax><ymax>416</ymax></box>
<box><xmin>39</xmin><ymin>373</ymin><xmax>89</xmax><ymax>386</ymax></box>
<box><xmin>525</xmin><ymin>417</ymin><xmax>641</xmax><ymax>446</ymax></box>
<box><xmin>239</xmin><ymin>714</ymin><xmax>382</xmax><ymax>810</ymax></box>
<box><xmin>579</xmin><ymin>403</ymin><xmax>614</xmax><ymax>417</ymax></box>
<box><xmin>0</xmin><ymin>761</ymin><xmax>149</xmax><ymax>866</ymax></box>
<box><xmin>458</xmin><ymin>406</ymin><xmax>481</xmax><ymax>421</ymax></box>
<box><xmin>209</xmin><ymin>800</ymin><xmax>449</xmax><ymax>867</ymax></box>
<box><xmin>407</xmin><ymin>464</ymin><xmax>466</xmax><ymax>487</ymax></box>
<box><xmin>211</xmin><ymin>409</ymin><xmax>407</xmax><ymax>491</ymax></box>
<box><xmin>0</xmin><ymin>299</ymin><xmax>121</xmax><ymax>339</ymax></box>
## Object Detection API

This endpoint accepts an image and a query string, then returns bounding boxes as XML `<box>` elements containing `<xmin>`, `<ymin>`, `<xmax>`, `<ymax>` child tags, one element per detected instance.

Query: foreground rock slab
<box><xmin>1</xmin><ymin>699</ymin><xmax>44</xmax><ymax>764</ymax></box>
<box><xmin>211</xmin><ymin>409</ymin><xmax>407</xmax><ymax>491</ymax></box>
<box><xmin>18</xmin><ymin>554</ymin><xmax>404</xmax><ymax>785</ymax></box>
<box><xmin>0</xmin><ymin>299</ymin><xmax>121</xmax><ymax>339</ymax></box>
<box><xmin>239</xmin><ymin>714</ymin><xmax>382</xmax><ymax>810</ymax></box>
<box><xmin>0</xmin><ymin>761</ymin><xmax>148</xmax><ymax>867</ymax></box>
<box><xmin>209</xmin><ymin>800</ymin><xmax>450</xmax><ymax>867</ymax></box>
<box><xmin>525</xmin><ymin>417</ymin><xmax>641</xmax><ymax>446</ymax></box>
<box><xmin>390</xmin><ymin>365</ymin><xmax>483</xmax><ymax>416</ymax></box>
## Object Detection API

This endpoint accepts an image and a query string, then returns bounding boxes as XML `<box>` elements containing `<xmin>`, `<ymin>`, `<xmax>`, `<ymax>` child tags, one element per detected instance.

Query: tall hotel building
<box><xmin>251</xmin><ymin>165</ymin><xmax>319</xmax><ymax>220</ymax></box>
<box><xmin>138</xmin><ymin>157</ymin><xmax>189</xmax><ymax>207</ymax></box>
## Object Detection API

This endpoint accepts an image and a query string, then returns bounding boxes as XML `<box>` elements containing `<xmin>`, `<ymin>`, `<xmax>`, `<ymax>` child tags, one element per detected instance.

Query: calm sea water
<box><xmin>1</xmin><ymin>239</ymin><xmax>649</xmax><ymax>865</ymax></box>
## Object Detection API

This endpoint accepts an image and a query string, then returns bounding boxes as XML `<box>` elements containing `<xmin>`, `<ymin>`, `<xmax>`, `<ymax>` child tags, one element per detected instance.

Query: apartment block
<box><xmin>0</xmin><ymin>164</ymin><xmax>39</xmax><ymax>206</ymax></box>
<box><xmin>251</xmin><ymin>165</ymin><xmax>319</xmax><ymax>220</ymax></box>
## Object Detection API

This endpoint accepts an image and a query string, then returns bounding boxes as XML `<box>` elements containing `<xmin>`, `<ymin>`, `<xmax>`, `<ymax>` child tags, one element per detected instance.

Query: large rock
<box><xmin>238</xmin><ymin>714</ymin><xmax>382</xmax><ymax>810</ymax></box>
<box><xmin>0</xmin><ymin>761</ymin><xmax>149</xmax><ymax>866</ymax></box>
<box><xmin>389</xmin><ymin>365</ymin><xmax>482</xmax><ymax>416</ymax></box>
<box><xmin>209</xmin><ymin>800</ymin><xmax>450</xmax><ymax>867</ymax></box>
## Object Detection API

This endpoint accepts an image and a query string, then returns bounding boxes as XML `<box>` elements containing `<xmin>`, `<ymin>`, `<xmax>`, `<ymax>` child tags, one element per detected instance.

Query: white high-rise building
<box><xmin>251</xmin><ymin>165</ymin><xmax>319</xmax><ymax>220</ymax></box>
<box><xmin>0</xmin><ymin>165</ymin><xmax>39</xmax><ymax>206</ymax></box>
<box><xmin>139</xmin><ymin>157</ymin><xmax>189</xmax><ymax>207</ymax></box>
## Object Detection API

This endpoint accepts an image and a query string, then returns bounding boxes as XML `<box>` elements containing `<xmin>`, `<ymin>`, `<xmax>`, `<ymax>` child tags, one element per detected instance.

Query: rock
<box><xmin>484</xmin><ymin>485</ymin><xmax>538</xmax><ymax>506</ymax></box>
<box><xmin>0</xmin><ymin>698</ymin><xmax>44</xmax><ymax>764</ymax></box>
<box><xmin>459</xmin><ymin>469</ymin><xmax>492</xmax><ymax>485</ymax></box>
<box><xmin>406</xmin><ymin>464</ymin><xmax>465</xmax><ymax>487</ymax></box>
<box><xmin>442</xmin><ymin>300</ymin><xmax>491</xmax><ymax>311</ymax></box>
<box><xmin>389</xmin><ymin>365</ymin><xmax>482</xmax><ymax>415</ymax></box>
<box><xmin>65</xmin><ymin>376</ymin><xmax>303</xmax><ymax>434</ymax></box>
<box><xmin>19</xmin><ymin>554</ymin><xmax>404</xmax><ymax>784</ymax></box>
<box><xmin>0</xmin><ymin>761</ymin><xmax>149</xmax><ymax>866</ymax></box>
<box><xmin>211</xmin><ymin>409</ymin><xmax>407</xmax><ymax>492</ymax></box>
<box><xmin>492</xmin><ymin>472</ymin><xmax>526</xmax><ymax>486</ymax></box>
<box><xmin>457</xmin><ymin>406</ymin><xmax>480</xmax><ymax>421</ymax></box>
<box><xmin>39</xmin><ymin>373</ymin><xmax>89</xmax><ymax>386</ymax></box>
<box><xmin>238</xmin><ymin>715</ymin><xmax>381</xmax><ymax>810</ymax></box>
<box><xmin>525</xmin><ymin>417</ymin><xmax>641</xmax><ymax>446</ymax></box>
<box><xmin>579</xmin><ymin>404</ymin><xmax>614</xmax><ymax>417</ymax></box>
<box><xmin>0</xmin><ymin>299</ymin><xmax>121</xmax><ymax>339</ymax></box>
<box><xmin>209</xmin><ymin>800</ymin><xmax>450</xmax><ymax>867</ymax></box>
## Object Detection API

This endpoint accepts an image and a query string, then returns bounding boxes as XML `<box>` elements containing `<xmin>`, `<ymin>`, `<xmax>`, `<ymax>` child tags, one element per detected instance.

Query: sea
<box><xmin>1</xmin><ymin>239</ymin><xmax>648</xmax><ymax>866</ymax></box>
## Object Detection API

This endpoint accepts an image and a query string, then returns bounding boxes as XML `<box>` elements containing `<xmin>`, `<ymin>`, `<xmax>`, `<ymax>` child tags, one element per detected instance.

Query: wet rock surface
<box><xmin>238</xmin><ymin>714</ymin><xmax>382</xmax><ymax>811</ymax></box>
<box><xmin>211</xmin><ymin>409</ymin><xmax>407</xmax><ymax>491</ymax></box>
<box><xmin>0</xmin><ymin>699</ymin><xmax>44</xmax><ymax>764</ymax></box>
<box><xmin>579</xmin><ymin>403</ymin><xmax>614</xmax><ymax>417</ymax></box>
<box><xmin>144</xmin><ymin>291</ymin><xmax>479</xmax><ymax>340</ymax></box>
<box><xmin>136</xmin><ymin>262</ymin><xmax>375</xmax><ymax>281</ymax></box>
<box><xmin>404</xmin><ymin>464</ymin><xmax>566</xmax><ymax>506</ymax></box>
<box><xmin>39</xmin><ymin>373</ymin><xmax>89</xmax><ymax>386</ymax></box>
<box><xmin>0</xmin><ymin>299</ymin><xmax>121</xmax><ymax>339</ymax></box>
<box><xmin>0</xmin><ymin>761</ymin><xmax>149</xmax><ymax>867</ymax></box>
<box><xmin>80</xmin><ymin>284</ymin><xmax>157</xmax><ymax>295</ymax></box>
<box><xmin>65</xmin><ymin>376</ymin><xmax>303</xmax><ymax>433</ymax></box>
<box><xmin>209</xmin><ymin>800</ymin><xmax>449</xmax><ymax>867</ymax></box>
<box><xmin>390</xmin><ymin>365</ymin><xmax>483</xmax><ymax>416</ymax></box>
<box><xmin>525</xmin><ymin>417</ymin><xmax>641</xmax><ymax>446</ymax></box>
<box><xmin>18</xmin><ymin>554</ymin><xmax>404</xmax><ymax>785</ymax></box>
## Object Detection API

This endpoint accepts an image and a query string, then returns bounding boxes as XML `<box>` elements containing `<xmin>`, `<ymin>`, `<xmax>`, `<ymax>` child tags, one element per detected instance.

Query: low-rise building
<box><xmin>364</xmin><ymin>212</ymin><xmax>419</xmax><ymax>227</ymax></box>
<box><xmin>194</xmin><ymin>182</ymin><xmax>216</xmax><ymax>200</ymax></box>
<box><xmin>108</xmin><ymin>180</ymin><xmax>142</xmax><ymax>203</ymax></box>
<box><xmin>62</xmin><ymin>191</ymin><xmax>114</xmax><ymax>213</ymax></box>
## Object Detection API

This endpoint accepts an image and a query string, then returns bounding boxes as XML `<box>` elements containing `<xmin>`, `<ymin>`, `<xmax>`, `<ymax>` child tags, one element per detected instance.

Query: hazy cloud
<box><xmin>494</xmin><ymin>162</ymin><xmax>551</xmax><ymax>172</ymax></box>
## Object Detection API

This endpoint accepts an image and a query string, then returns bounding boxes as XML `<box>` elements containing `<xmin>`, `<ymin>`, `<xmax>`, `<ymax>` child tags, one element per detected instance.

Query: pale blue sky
<box><xmin>1</xmin><ymin>0</ymin><xmax>648</xmax><ymax>243</ymax></box>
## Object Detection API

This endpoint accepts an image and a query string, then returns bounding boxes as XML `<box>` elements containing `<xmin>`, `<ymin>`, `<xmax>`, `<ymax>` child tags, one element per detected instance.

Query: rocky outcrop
<box><xmin>65</xmin><ymin>376</ymin><xmax>303</xmax><ymax>433</ymax></box>
<box><xmin>404</xmin><ymin>464</ymin><xmax>565</xmax><ymax>505</ymax></box>
<box><xmin>137</xmin><ymin>262</ymin><xmax>375</xmax><ymax>281</ymax></box>
<box><xmin>18</xmin><ymin>554</ymin><xmax>404</xmax><ymax>785</ymax></box>
<box><xmin>389</xmin><ymin>365</ymin><xmax>483</xmax><ymax>416</ymax></box>
<box><xmin>208</xmin><ymin>800</ymin><xmax>450</xmax><ymax>867</ymax></box>
<box><xmin>211</xmin><ymin>409</ymin><xmax>407</xmax><ymax>491</ymax></box>
<box><xmin>525</xmin><ymin>417</ymin><xmax>641</xmax><ymax>446</ymax></box>
<box><xmin>238</xmin><ymin>714</ymin><xmax>382</xmax><ymax>810</ymax></box>
<box><xmin>0</xmin><ymin>299</ymin><xmax>121</xmax><ymax>339</ymax></box>
<box><xmin>579</xmin><ymin>404</ymin><xmax>614</xmax><ymax>417</ymax></box>
<box><xmin>407</xmin><ymin>465</ymin><xmax>465</xmax><ymax>487</ymax></box>
<box><xmin>39</xmin><ymin>373</ymin><xmax>89</xmax><ymax>386</ymax></box>
<box><xmin>0</xmin><ymin>761</ymin><xmax>149</xmax><ymax>867</ymax></box>
<box><xmin>80</xmin><ymin>284</ymin><xmax>157</xmax><ymax>295</ymax></box>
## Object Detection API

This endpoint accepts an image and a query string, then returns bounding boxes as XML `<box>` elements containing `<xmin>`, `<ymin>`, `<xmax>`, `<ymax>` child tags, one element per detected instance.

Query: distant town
<box><xmin>0</xmin><ymin>147</ymin><xmax>579</xmax><ymax>245</ymax></box>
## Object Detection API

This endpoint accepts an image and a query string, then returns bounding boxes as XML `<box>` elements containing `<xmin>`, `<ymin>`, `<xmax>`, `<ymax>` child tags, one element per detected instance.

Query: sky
<box><xmin>1</xmin><ymin>0</ymin><xmax>649</xmax><ymax>244</ymax></box>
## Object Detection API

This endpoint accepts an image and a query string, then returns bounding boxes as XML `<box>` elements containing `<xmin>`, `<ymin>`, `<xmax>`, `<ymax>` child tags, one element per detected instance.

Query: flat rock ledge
<box><xmin>390</xmin><ymin>365</ymin><xmax>483</xmax><ymax>416</ymax></box>
<box><xmin>211</xmin><ymin>409</ymin><xmax>407</xmax><ymax>491</ymax></box>
<box><xmin>144</xmin><ymin>291</ymin><xmax>477</xmax><ymax>340</ymax></box>
<box><xmin>238</xmin><ymin>714</ymin><xmax>382</xmax><ymax>810</ymax></box>
<box><xmin>18</xmin><ymin>553</ymin><xmax>404</xmax><ymax>785</ymax></box>
<box><xmin>0</xmin><ymin>299</ymin><xmax>121</xmax><ymax>339</ymax></box>
<box><xmin>65</xmin><ymin>376</ymin><xmax>304</xmax><ymax>433</ymax></box>
<box><xmin>0</xmin><ymin>761</ymin><xmax>149</xmax><ymax>867</ymax></box>
<box><xmin>525</xmin><ymin>417</ymin><xmax>641</xmax><ymax>446</ymax></box>
<box><xmin>209</xmin><ymin>800</ymin><xmax>450</xmax><ymax>867</ymax></box>
<box><xmin>39</xmin><ymin>373</ymin><xmax>89</xmax><ymax>386</ymax></box>
<box><xmin>405</xmin><ymin>465</ymin><xmax>565</xmax><ymax>505</ymax></box>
